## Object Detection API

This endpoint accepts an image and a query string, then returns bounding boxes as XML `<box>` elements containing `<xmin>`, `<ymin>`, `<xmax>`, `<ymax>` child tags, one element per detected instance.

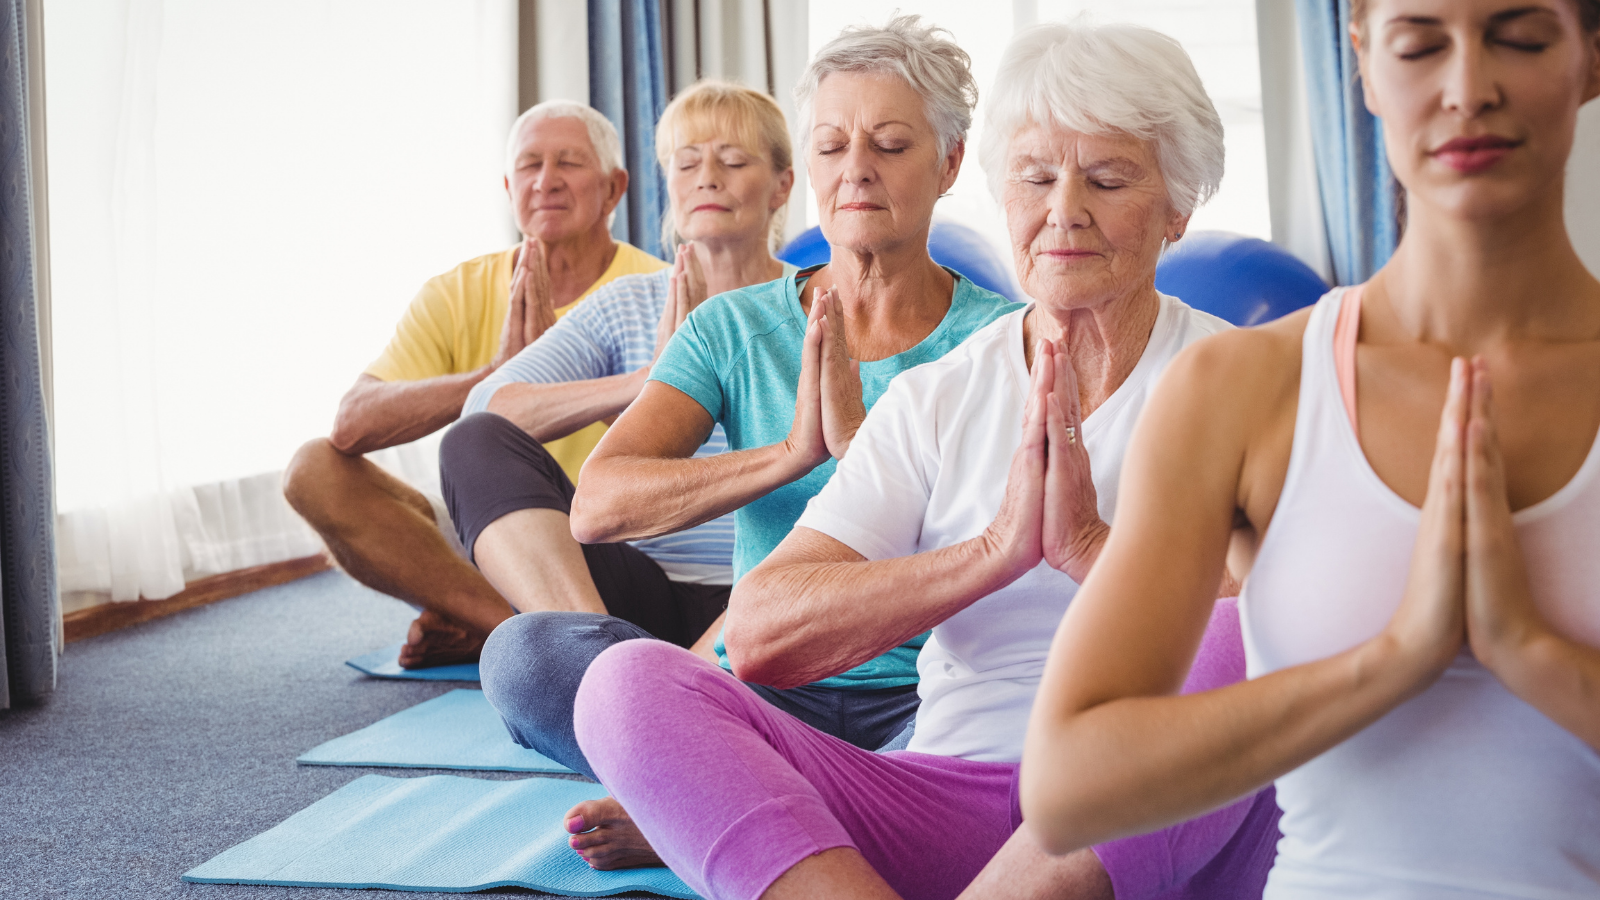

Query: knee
<box><xmin>574</xmin><ymin>640</ymin><xmax>704</xmax><ymax>747</ymax></box>
<box><xmin>283</xmin><ymin>438</ymin><xmax>344</xmax><ymax>518</ymax></box>
<box><xmin>439</xmin><ymin>412</ymin><xmax>517</xmax><ymax>489</ymax></box>
<box><xmin>481</xmin><ymin>611</ymin><xmax>627</xmax><ymax>721</ymax></box>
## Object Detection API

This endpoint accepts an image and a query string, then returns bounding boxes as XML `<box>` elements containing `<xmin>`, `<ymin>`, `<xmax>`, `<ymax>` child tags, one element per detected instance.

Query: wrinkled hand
<box><xmin>1039</xmin><ymin>340</ymin><xmax>1108</xmax><ymax>582</ymax></box>
<box><xmin>492</xmin><ymin>237</ymin><xmax>557</xmax><ymax>369</ymax></box>
<box><xmin>980</xmin><ymin>339</ymin><xmax>1054</xmax><ymax>579</ymax></box>
<box><xmin>783</xmin><ymin>286</ymin><xmax>830</xmax><ymax>469</ymax></box>
<box><xmin>1461</xmin><ymin>358</ymin><xmax>1545</xmax><ymax>667</ymax></box>
<box><xmin>1385</xmin><ymin>357</ymin><xmax>1470</xmax><ymax>682</ymax></box>
<box><xmin>816</xmin><ymin>289</ymin><xmax>866</xmax><ymax>459</ymax></box>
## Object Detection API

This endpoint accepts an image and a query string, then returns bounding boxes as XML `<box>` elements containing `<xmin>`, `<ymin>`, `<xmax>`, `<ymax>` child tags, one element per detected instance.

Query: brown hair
<box><xmin>655</xmin><ymin>79</ymin><xmax>794</xmax><ymax>252</ymax></box>
<box><xmin>1351</xmin><ymin>0</ymin><xmax>1600</xmax><ymax>36</ymax></box>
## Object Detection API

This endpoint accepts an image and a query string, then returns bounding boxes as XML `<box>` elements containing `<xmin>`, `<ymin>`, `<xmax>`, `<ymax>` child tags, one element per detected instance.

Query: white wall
<box><xmin>1569</xmin><ymin>101</ymin><xmax>1600</xmax><ymax>278</ymax></box>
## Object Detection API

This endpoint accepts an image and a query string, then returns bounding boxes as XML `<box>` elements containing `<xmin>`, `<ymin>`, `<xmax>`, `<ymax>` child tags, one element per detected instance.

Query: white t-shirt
<box><xmin>796</xmin><ymin>296</ymin><xmax>1229</xmax><ymax>761</ymax></box>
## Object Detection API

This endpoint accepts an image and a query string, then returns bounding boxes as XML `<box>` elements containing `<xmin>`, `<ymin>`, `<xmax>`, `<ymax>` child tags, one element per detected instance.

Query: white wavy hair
<box><xmin>980</xmin><ymin>20</ymin><xmax>1224</xmax><ymax>216</ymax></box>
<box><xmin>504</xmin><ymin>100</ymin><xmax>623</xmax><ymax>177</ymax></box>
<box><xmin>793</xmin><ymin>14</ymin><xmax>978</xmax><ymax>159</ymax></box>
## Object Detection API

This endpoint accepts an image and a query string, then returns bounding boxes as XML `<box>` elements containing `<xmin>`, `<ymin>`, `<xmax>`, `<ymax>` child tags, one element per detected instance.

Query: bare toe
<box><xmin>562</xmin><ymin>797</ymin><xmax>664</xmax><ymax>870</ymax></box>
<box><xmin>398</xmin><ymin>610</ymin><xmax>486</xmax><ymax>669</ymax></box>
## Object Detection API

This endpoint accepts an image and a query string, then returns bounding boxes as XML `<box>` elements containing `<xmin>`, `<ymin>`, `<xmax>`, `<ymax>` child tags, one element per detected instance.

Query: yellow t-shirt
<box><xmin>366</xmin><ymin>240</ymin><xmax>667</xmax><ymax>481</ymax></box>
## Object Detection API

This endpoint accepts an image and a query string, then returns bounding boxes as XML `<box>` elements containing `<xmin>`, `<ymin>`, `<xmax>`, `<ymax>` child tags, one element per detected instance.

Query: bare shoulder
<box><xmin>1158</xmin><ymin>308</ymin><xmax>1309</xmax><ymax>423</ymax></box>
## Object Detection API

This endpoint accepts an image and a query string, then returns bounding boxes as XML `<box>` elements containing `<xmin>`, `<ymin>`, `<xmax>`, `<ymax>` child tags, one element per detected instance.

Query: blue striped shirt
<box><xmin>463</xmin><ymin>266</ymin><xmax>788</xmax><ymax>583</ymax></box>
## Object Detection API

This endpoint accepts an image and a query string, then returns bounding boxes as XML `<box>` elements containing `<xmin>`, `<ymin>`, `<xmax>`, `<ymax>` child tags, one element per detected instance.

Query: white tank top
<box><xmin>1241</xmin><ymin>289</ymin><xmax>1600</xmax><ymax>899</ymax></box>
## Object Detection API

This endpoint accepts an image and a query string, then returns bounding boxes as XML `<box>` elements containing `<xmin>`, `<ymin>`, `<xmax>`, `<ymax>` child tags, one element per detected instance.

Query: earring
<box><xmin>1171</xmin><ymin>231</ymin><xmax>1184</xmax><ymax>242</ymax></box>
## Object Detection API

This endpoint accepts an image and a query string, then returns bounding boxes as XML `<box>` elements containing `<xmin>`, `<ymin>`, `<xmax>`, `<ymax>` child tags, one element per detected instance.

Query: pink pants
<box><xmin>574</xmin><ymin>600</ymin><xmax>1278</xmax><ymax>900</ymax></box>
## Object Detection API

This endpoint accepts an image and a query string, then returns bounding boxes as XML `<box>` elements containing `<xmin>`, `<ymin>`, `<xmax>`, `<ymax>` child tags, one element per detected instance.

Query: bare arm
<box><xmin>330</xmin><ymin>371</ymin><xmax>491</xmax><ymax>455</ymax></box>
<box><xmin>336</xmin><ymin>236</ymin><xmax>559</xmax><ymax>455</ymax></box>
<box><xmin>569</xmin><ymin>380</ymin><xmax>822</xmax><ymax>543</ymax></box>
<box><xmin>486</xmin><ymin>370</ymin><xmax>648</xmax><ymax>443</ymax></box>
<box><xmin>571</xmin><ymin>285</ymin><xmax>835</xmax><ymax>544</ymax></box>
<box><xmin>727</xmin><ymin>342</ymin><xmax>1062</xmax><ymax>687</ymax></box>
<box><xmin>1020</xmin><ymin>332</ymin><xmax>1472</xmax><ymax>855</ymax></box>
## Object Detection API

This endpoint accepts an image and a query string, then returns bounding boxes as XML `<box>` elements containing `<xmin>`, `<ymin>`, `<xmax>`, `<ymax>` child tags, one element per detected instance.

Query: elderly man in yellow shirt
<box><xmin>284</xmin><ymin>100</ymin><xmax>666</xmax><ymax>669</ymax></box>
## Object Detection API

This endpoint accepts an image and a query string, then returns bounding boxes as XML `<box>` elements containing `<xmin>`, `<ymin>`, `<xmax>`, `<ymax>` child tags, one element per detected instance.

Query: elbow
<box><xmin>327</xmin><ymin>416</ymin><xmax>367</xmax><ymax>456</ymax></box>
<box><xmin>723</xmin><ymin>587</ymin><xmax>802</xmax><ymax>688</ymax></box>
<box><xmin>1018</xmin><ymin>731</ymin><xmax>1107</xmax><ymax>856</ymax></box>
<box><xmin>568</xmin><ymin>488</ymin><xmax>622</xmax><ymax>545</ymax></box>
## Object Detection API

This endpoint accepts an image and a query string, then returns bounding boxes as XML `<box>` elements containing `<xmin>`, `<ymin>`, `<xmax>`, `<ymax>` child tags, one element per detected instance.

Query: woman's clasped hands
<box><xmin>1387</xmin><ymin>357</ymin><xmax>1573</xmax><ymax>701</ymax></box>
<box><xmin>786</xmin><ymin>287</ymin><xmax>867</xmax><ymax>465</ymax></box>
<box><xmin>983</xmin><ymin>338</ymin><xmax>1110</xmax><ymax>585</ymax></box>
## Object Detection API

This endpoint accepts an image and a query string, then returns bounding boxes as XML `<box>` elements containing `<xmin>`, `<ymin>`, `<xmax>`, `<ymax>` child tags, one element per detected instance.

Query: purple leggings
<box><xmin>575</xmin><ymin>600</ymin><xmax>1280</xmax><ymax>900</ymax></box>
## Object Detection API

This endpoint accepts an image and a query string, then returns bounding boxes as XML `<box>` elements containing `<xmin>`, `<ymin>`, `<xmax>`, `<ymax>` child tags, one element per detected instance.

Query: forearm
<box><xmin>1482</xmin><ymin>629</ymin><xmax>1600</xmax><ymax>750</ymax></box>
<box><xmin>727</xmin><ymin>535</ymin><xmax>1021</xmax><ymax>688</ymax></box>
<box><xmin>571</xmin><ymin>440</ymin><xmax>816</xmax><ymax>544</ymax></box>
<box><xmin>485</xmin><ymin>370</ymin><xmax>646</xmax><ymax>443</ymax></box>
<box><xmin>1023</xmin><ymin>633</ymin><xmax>1429</xmax><ymax>854</ymax></box>
<box><xmin>331</xmin><ymin>370</ymin><xmax>490</xmax><ymax>455</ymax></box>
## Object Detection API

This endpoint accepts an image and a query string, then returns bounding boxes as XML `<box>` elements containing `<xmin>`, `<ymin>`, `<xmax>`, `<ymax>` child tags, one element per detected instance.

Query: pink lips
<box><xmin>692</xmin><ymin>204</ymin><xmax>730</xmax><ymax>213</ymax></box>
<box><xmin>1432</xmin><ymin>135</ymin><xmax>1520</xmax><ymax>174</ymax></box>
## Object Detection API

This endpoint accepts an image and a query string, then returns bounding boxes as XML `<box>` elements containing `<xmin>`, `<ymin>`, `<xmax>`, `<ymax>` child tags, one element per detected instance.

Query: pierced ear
<box><xmin>1168</xmin><ymin>209</ymin><xmax>1192</xmax><ymax>244</ymax></box>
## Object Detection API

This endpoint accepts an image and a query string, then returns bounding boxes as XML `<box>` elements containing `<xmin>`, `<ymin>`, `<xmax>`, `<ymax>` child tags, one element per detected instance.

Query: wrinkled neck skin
<box><xmin>689</xmin><ymin>230</ymin><xmax>784</xmax><ymax>298</ymax></box>
<box><xmin>800</xmin><ymin>225</ymin><xmax>956</xmax><ymax>362</ymax></box>
<box><xmin>528</xmin><ymin>220</ymin><xmax>618</xmax><ymax>304</ymax></box>
<box><xmin>1377</xmin><ymin>176</ymin><xmax>1600</xmax><ymax>350</ymax></box>
<box><xmin>1024</xmin><ymin>282</ymin><xmax>1162</xmax><ymax>420</ymax></box>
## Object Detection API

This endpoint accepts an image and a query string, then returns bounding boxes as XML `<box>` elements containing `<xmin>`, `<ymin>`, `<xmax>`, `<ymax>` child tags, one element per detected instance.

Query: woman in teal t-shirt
<box><xmin>570</xmin><ymin>55</ymin><xmax>1013</xmax><ymax>731</ymax></box>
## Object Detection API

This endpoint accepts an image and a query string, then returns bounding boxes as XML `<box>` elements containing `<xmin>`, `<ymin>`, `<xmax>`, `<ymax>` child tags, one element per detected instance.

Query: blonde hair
<box><xmin>655</xmin><ymin>80</ymin><xmax>794</xmax><ymax>252</ymax></box>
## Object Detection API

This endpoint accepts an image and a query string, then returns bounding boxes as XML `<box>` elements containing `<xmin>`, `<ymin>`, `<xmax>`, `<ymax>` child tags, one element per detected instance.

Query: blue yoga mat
<box><xmin>346</xmin><ymin>643</ymin><xmax>481</xmax><ymax>681</ymax></box>
<box><xmin>183</xmin><ymin>774</ymin><xmax>699</xmax><ymax>897</ymax></box>
<box><xmin>299</xmin><ymin>689</ymin><xmax>573</xmax><ymax>774</ymax></box>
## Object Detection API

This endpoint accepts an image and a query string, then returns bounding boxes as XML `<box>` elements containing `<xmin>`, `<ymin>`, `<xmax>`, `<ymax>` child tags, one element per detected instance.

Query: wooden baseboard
<box><xmin>63</xmin><ymin>553</ymin><xmax>333</xmax><ymax>643</ymax></box>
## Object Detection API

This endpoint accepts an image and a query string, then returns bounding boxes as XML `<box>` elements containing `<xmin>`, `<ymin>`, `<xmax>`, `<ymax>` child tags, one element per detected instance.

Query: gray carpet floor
<box><xmin>0</xmin><ymin>570</ymin><xmax>658</xmax><ymax>900</ymax></box>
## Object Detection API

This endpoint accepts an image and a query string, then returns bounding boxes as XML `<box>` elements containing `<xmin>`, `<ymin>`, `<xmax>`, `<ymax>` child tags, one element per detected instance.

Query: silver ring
<box><xmin>1065</xmin><ymin>426</ymin><xmax>1077</xmax><ymax>445</ymax></box>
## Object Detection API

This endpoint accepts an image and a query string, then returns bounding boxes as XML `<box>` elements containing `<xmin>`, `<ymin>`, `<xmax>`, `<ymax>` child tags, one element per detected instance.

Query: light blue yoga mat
<box><xmin>183</xmin><ymin>773</ymin><xmax>699</xmax><ymax>897</ymax></box>
<box><xmin>346</xmin><ymin>642</ymin><xmax>481</xmax><ymax>681</ymax></box>
<box><xmin>299</xmin><ymin>689</ymin><xmax>573</xmax><ymax>774</ymax></box>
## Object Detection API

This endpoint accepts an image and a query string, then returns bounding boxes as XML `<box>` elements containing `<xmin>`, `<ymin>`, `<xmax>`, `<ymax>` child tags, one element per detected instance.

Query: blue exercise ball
<box><xmin>1154</xmin><ymin>231</ymin><xmax>1329</xmax><ymax>327</ymax></box>
<box><xmin>778</xmin><ymin>221</ymin><xmax>1022</xmax><ymax>303</ymax></box>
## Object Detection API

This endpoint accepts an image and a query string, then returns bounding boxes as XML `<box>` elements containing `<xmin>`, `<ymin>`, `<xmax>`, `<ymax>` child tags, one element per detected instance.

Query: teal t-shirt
<box><xmin>650</xmin><ymin>265</ymin><xmax>1017</xmax><ymax>690</ymax></box>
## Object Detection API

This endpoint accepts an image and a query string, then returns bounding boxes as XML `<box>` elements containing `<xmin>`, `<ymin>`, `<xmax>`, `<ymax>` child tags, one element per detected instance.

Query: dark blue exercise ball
<box><xmin>778</xmin><ymin>221</ymin><xmax>1023</xmax><ymax>303</ymax></box>
<box><xmin>1153</xmin><ymin>231</ymin><xmax>1329</xmax><ymax>327</ymax></box>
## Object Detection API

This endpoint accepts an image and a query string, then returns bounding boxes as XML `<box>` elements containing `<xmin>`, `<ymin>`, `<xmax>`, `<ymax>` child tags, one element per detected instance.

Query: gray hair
<box><xmin>793</xmin><ymin>14</ymin><xmax>978</xmax><ymax>159</ymax></box>
<box><xmin>980</xmin><ymin>20</ymin><xmax>1224</xmax><ymax>216</ymax></box>
<box><xmin>504</xmin><ymin>100</ymin><xmax>623</xmax><ymax>177</ymax></box>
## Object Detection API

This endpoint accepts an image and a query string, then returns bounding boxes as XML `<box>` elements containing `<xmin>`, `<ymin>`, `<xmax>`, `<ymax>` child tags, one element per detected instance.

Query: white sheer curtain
<box><xmin>45</xmin><ymin>0</ymin><xmax>517</xmax><ymax>607</ymax></box>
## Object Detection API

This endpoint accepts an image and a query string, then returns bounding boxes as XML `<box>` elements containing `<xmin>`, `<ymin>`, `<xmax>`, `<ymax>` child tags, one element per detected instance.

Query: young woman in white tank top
<box><xmin>1015</xmin><ymin>2</ymin><xmax>1600</xmax><ymax>898</ymax></box>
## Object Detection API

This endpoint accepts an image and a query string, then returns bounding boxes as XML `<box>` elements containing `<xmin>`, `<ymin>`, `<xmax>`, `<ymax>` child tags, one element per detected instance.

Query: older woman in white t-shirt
<box><xmin>570</xmin><ymin>22</ymin><xmax>1278</xmax><ymax>900</ymax></box>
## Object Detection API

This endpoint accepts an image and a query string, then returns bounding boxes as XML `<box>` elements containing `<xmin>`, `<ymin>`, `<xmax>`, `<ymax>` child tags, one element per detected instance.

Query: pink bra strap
<box><xmin>1334</xmin><ymin>286</ymin><xmax>1363</xmax><ymax>442</ymax></box>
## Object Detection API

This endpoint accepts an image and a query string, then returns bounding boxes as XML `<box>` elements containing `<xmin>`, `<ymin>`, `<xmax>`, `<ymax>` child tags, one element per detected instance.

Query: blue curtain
<box><xmin>589</xmin><ymin>0</ymin><xmax>671</xmax><ymax>260</ymax></box>
<box><xmin>1296</xmin><ymin>0</ymin><xmax>1398</xmax><ymax>286</ymax></box>
<box><xmin>0</xmin><ymin>0</ymin><xmax>59</xmax><ymax>709</ymax></box>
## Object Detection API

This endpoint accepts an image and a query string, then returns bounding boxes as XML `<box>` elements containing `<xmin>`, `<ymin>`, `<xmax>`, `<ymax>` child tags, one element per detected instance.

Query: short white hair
<box><xmin>980</xmin><ymin>20</ymin><xmax>1224</xmax><ymax>216</ymax></box>
<box><xmin>794</xmin><ymin>14</ymin><xmax>978</xmax><ymax>159</ymax></box>
<box><xmin>504</xmin><ymin>100</ymin><xmax>623</xmax><ymax>177</ymax></box>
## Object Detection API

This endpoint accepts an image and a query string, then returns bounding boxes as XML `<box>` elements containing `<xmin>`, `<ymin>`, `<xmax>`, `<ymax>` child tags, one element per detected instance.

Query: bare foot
<box><xmin>564</xmin><ymin>796</ymin><xmax>664</xmax><ymax>870</ymax></box>
<box><xmin>397</xmin><ymin>609</ymin><xmax>487</xmax><ymax>669</ymax></box>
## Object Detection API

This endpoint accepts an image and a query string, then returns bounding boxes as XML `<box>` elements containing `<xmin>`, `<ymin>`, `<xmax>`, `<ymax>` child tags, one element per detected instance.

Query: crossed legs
<box><xmin>283</xmin><ymin>437</ymin><xmax>515</xmax><ymax>667</ymax></box>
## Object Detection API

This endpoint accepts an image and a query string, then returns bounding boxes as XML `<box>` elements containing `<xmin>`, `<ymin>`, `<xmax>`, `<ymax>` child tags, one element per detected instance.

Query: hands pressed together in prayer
<box><xmin>492</xmin><ymin>236</ymin><xmax>560</xmax><ymax>369</ymax></box>
<box><xmin>785</xmin><ymin>287</ymin><xmax>868</xmax><ymax>466</ymax></box>
<box><xmin>651</xmin><ymin>243</ymin><xmax>710</xmax><ymax>365</ymax></box>
<box><xmin>984</xmin><ymin>339</ymin><xmax>1110</xmax><ymax>585</ymax></box>
<box><xmin>1391</xmin><ymin>361</ymin><xmax>1568</xmax><ymax>672</ymax></box>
